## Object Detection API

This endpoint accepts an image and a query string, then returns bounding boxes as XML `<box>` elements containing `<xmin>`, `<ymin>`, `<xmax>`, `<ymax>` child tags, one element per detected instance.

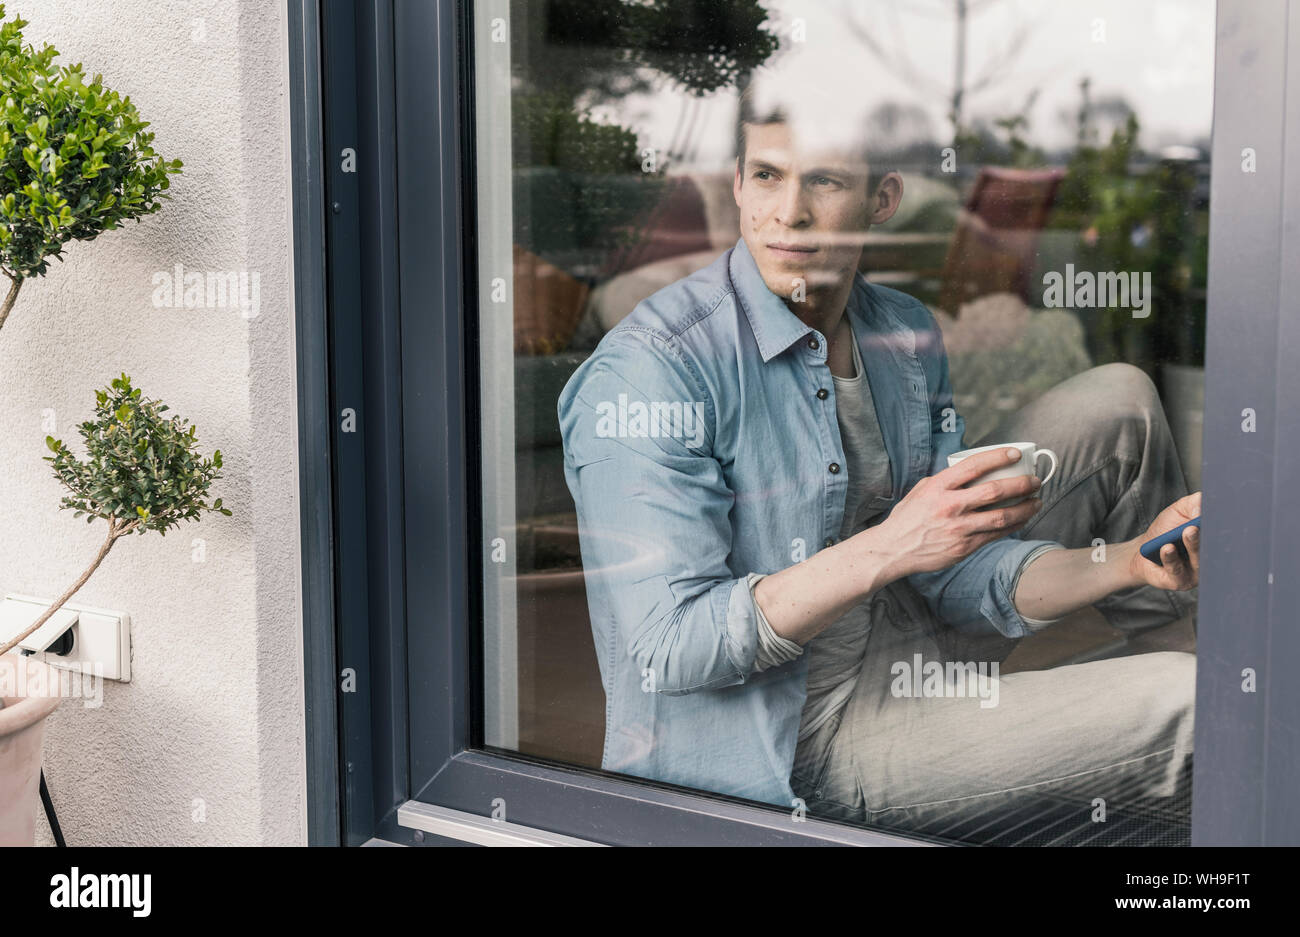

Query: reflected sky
<box><xmin>586</xmin><ymin>0</ymin><xmax>1215</xmax><ymax>172</ymax></box>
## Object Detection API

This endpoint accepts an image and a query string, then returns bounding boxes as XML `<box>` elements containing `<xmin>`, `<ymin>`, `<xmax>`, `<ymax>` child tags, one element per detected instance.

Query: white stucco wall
<box><xmin>0</xmin><ymin>1</ymin><xmax>305</xmax><ymax>845</ymax></box>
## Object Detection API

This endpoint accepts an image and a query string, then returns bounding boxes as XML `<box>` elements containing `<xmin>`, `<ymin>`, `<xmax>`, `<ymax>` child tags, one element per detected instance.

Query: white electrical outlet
<box><xmin>0</xmin><ymin>593</ymin><xmax>131</xmax><ymax>682</ymax></box>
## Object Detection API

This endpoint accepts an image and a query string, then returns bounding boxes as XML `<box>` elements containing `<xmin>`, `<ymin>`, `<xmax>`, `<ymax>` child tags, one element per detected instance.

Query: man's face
<box><xmin>734</xmin><ymin>120</ymin><xmax>897</xmax><ymax>300</ymax></box>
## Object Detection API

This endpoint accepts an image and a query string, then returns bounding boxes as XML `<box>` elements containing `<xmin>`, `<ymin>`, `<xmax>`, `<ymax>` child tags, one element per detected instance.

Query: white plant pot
<box><xmin>0</xmin><ymin>653</ymin><xmax>64</xmax><ymax>846</ymax></box>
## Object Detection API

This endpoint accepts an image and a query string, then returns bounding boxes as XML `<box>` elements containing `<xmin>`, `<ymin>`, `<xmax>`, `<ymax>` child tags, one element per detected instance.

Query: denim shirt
<box><xmin>556</xmin><ymin>236</ymin><xmax>1058</xmax><ymax>807</ymax></box>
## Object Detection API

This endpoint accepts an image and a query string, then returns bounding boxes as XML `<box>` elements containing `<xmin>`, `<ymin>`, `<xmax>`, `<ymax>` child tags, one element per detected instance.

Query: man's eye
<box><xmin>754</xmin><ymin>170</ymin><xmax>774</xmax><ymax>181</ymax></box>
<box><xmin>813</xmin><ymin>176</ymin><xmax>838</xmax><ymax>187</ymax></box>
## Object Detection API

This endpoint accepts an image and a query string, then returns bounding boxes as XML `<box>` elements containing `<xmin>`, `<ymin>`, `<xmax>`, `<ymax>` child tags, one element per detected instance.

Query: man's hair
<box><xmin>733</xmin><ymin>74</ymin><xmax>891</xmax><ymax>200</ymax></box>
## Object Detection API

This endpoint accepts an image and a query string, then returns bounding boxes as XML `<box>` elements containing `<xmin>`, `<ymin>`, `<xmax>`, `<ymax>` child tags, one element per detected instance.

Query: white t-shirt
<box><xmin>749</xmin><ymin>316</ymin><xmax>894</xmax><ymax>743</ymax></box>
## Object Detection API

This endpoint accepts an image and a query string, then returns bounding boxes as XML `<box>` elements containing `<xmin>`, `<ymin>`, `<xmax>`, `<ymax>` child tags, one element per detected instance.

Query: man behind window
<box><xmin>557</xmin><ymin>59</ymin><xmax>1199</xmax><ymax>841</ymax></box>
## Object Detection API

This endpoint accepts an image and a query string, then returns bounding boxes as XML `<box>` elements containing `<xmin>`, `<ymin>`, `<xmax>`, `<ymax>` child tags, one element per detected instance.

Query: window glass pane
<box><xmin>476</xmin><ymin>0</ymin><xmax>1211</xmax><ymax>845</ymax></box>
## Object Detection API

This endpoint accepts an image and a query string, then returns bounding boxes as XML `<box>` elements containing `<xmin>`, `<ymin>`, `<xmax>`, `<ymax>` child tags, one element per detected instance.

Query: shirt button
<box><xmin>816</xmin><ymin>388</ymin><xmax>828</xmax><ymax>400</ymax></box>
<box><xmin>808</xmin><ymin>336</ymin><xmax>820</xmax><ymax>350</ymax></box>
<box><xmin>828</xmin><ymin>462</ymin><xmax>840</xmax><ymax>474</ymax></box>
<box><xmin>823</xmin><ymin>537</ymin><xmax>835</xmax><ymax>548</ymax></box>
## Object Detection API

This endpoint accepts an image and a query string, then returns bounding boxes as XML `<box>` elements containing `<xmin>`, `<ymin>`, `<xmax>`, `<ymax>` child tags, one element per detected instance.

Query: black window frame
<box><xmin>289</xmin><ymin>0</ymin><xmax>1300</xmax><ymax>846</ymax></box>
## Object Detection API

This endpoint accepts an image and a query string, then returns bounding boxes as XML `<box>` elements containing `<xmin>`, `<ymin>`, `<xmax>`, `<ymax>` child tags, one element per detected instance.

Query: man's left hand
<box><xmin>1127</xmin><ymin>491</ymin><xmax>1201</xmax><ymax>591</ymax></box>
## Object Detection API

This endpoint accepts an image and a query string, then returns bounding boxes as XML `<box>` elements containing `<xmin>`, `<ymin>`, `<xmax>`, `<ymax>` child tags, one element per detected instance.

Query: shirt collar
<box><xmin>729</xmin><ymin>236</ymin><xmax>821</xmax><ymax>363</ymax></box>
<box><xmin>729</xmin><ymin>235</ymin><xmax>912</xmax><ymax>363</ymax></box>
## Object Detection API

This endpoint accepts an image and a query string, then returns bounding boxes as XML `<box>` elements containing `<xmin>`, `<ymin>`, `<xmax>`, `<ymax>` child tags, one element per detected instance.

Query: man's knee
<box><xmin>1073</xmin><ymin>363</ymin><xmax>1164</xmax><ymax>452</ymax></box>
<box><xmin>1091</xmin><ymin>361</ymin><xmax>1158</xmax><ymax>401</ymax></box>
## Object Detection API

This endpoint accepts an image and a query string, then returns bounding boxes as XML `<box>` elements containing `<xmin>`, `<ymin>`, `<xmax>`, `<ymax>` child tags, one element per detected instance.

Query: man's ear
<box><xmin>733</xmin><ymin>158</ymin><xmax>743</xmax><ymax>207</ymax></box>
<box><xmin>868</xmin><ymin>171</ymin><xmax>905</xmax><ymax>226</ymax></box>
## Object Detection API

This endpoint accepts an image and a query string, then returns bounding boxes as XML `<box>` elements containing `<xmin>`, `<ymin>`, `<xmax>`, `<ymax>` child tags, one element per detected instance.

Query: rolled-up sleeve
<box><xmin>908</xmin><ymin>536</ymin><xmax>1066</xmax><ymax>638</ymax></box>
<box><xmin>746</xmin><ymin>572</ymin><xmax>805</xmax><ymax>672</ymax></box>
<box><xmin>558</xmin><ymin>330</ymin><xmax>764</xmax><ymax>693</ymax></box>
<box><xmin>1010</xmin><ymin>543</ymin><xmax>1069</xmax><ymax>629</ymax></box>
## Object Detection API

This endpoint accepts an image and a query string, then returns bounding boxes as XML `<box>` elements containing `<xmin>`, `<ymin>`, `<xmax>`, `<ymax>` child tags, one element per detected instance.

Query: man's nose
<box><xmin>776</xmin><ymin>179</ymin><xmax>812</xmax><ymax>227</ymax></box>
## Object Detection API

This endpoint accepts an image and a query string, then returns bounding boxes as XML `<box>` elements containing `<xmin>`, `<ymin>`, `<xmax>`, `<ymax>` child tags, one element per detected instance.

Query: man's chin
<box><xmin>758</xmin><ymin>274</ymin><xmax>802</xmax><ymax>298</ymax></box>
<box><xmin>760</xmin><ymin>266</ymin><xmax>837</xmax><ymax>295</ymax></box>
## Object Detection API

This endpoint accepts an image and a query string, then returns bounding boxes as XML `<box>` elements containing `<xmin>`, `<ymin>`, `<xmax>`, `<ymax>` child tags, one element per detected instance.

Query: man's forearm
<box><xmin>1012</xmin><ymin>537</ymin><xmax>1143</xmax><ymax>622</ymax></box>
<box><xmin>753</xmin><ymin>524</ymin><xmax>905</xmax><ymax>645</ymax></box>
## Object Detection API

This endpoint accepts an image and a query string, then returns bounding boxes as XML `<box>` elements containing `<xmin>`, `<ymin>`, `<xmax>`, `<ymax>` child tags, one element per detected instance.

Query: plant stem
<box><xmin>0</xmin><ymin>517</ymin><xmax>129</xmax><ymax>657</ymax></box>
<box><xmin>0</xmin><ymin>272</ymin><xmax>21</xmax><ymax>332</ymax></box>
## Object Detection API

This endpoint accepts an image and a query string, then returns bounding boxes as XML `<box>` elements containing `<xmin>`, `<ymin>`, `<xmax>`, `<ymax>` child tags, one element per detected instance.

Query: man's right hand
<box><xmin>878</xmin><ymin>447</ymin><xmax>1043</xmax><ymax>578</ymax></box>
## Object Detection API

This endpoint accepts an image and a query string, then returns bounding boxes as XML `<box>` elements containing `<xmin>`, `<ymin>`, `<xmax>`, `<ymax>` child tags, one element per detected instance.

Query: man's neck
<box><xmin>782</xmin><ymin>266</ymin><xmax>858</xmax><ymax>378</ymax></box>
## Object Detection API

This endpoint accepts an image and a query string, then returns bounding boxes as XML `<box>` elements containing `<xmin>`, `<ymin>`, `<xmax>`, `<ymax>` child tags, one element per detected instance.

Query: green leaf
<box><xmin>47</xmin><ymin>375</ymin><xmax>225</xmax><ymax>538</ymax></box>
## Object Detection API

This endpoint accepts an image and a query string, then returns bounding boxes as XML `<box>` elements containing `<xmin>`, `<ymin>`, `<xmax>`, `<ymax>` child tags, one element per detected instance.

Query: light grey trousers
<box><xmin>793</xmin><ymin>363</ymin><xmax>1197</xmax><ymax>844</ymax></box>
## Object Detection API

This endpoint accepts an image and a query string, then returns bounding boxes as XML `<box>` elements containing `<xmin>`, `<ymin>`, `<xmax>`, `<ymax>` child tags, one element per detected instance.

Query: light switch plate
<box><xmin>0</xmin><ymin>593</ymin><xmax>131</xmax><ymax>682</ymax></box>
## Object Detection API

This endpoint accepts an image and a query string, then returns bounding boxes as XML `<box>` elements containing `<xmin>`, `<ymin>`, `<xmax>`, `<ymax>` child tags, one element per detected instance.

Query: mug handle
<box><xmin>1033</xmin><ymin>448</ymin><xmax>1058</xmax><ymax>486</ymax></box>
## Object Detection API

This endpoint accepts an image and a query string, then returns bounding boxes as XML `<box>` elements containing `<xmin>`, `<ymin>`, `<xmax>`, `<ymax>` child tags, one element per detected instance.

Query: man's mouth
<box><xmin>767</xmin><ymin>242</ymin><xmax>818</xmax><ymax>258</ymax></box>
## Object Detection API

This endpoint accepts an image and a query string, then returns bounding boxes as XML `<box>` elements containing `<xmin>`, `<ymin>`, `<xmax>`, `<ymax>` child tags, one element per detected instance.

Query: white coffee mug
<box><xmin>946</xmin><ymin>441</ymin><xmax>1058</xmax><ymax>507</ymax></box>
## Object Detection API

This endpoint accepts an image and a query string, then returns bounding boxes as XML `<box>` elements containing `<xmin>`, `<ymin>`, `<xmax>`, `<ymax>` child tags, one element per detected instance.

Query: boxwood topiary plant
<box><xmin>0</xmin><ymin>4</ymin><xmax>182</xmax><ymax>331</ymax></box>
<box><xmin>0</xmin><ymin>373</ymin><xmax>229</xmax><ymax>657</ymax></box>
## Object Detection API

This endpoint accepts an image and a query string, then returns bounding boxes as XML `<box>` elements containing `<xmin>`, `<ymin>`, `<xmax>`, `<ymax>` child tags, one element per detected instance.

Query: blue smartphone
<box><xmin>1139</xmin><ymin>516</ymin><xmax>1200</xmax><ymax>566</ymax></box>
